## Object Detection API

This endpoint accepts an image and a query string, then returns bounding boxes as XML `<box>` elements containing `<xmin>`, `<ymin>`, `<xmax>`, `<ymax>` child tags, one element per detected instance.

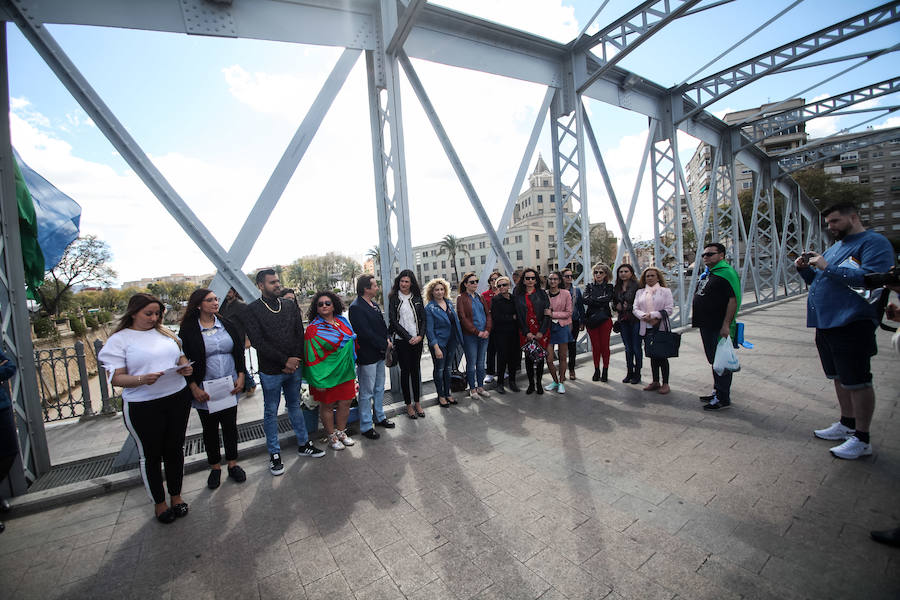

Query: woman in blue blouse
<box><xmin>179</xmin><ymin>289</ymin><xmax>248</xmax><ymax>490</ymax></box>
<box><xmin>424</xmin><ymin>278</ymin><xmax>463</xmax><ymax>407</ymax></box>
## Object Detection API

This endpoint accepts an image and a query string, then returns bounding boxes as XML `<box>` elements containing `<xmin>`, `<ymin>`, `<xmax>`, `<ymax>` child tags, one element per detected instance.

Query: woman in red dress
<box><xmin>513</xmin><ymin>268</ymin><xmax>551</xmax><ymax>394</ymax></box>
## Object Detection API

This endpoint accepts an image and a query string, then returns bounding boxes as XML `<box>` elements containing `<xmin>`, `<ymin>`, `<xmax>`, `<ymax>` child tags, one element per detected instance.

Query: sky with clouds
<box><xmin>7</xmin><ymin>0</ymin><xmax>899</xmax><ymax>285</ymax></box>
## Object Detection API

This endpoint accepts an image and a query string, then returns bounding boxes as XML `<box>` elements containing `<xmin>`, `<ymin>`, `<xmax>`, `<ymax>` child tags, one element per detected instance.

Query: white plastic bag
<box><xmin>713</xmin><ymin>336</ymin><xmax>740</xmax><ymax>375</ymax></box>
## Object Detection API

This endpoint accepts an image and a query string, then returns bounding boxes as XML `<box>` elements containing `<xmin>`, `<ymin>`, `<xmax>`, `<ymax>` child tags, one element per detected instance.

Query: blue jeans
<box><xmin>258</xmin><ymin>371</ymin><xmax>308</xmax><ymax>454</ymax></box>
<box><xmin>462</xmin><ymin>334</ymin><xmax>488</xmax><ymax>389</ymax></box>
<box><xmin>620</xmin><ymin>319</ymin><xmax>643</xmax><ymax>373</ymax></box>
<box><xmin>431</xmin><ymin>341</ymin><xmax>457</xmax><ymax>397</ymax></box>
<box><xmin>357</xmin><ymin>361</ymin><xmax>388</xmax><ymax>432</ymax></box>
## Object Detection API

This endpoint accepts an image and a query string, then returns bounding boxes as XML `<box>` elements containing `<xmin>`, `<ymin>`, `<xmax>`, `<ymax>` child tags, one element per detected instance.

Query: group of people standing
<box><xmin>97</xmin><ymin>247</ymin><xmax>745</xmax><ymax>524</ymax></box>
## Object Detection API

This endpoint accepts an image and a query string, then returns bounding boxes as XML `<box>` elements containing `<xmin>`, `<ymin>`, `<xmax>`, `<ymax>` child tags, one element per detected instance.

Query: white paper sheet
<box><xmin>203</xmin><ymin>376</ymin><xmax>238</xmax><ymax>414</ymax></box>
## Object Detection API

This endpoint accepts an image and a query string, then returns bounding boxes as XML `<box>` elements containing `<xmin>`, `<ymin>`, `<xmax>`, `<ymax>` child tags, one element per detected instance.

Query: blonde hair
<box><xmin>425</xmin><ymin>277</ymin><xmax>452</xmax><ymax>302</ymax></box>
<box><xmin>591</xmin><ymin>263</ymin><xmax>612</xmax><ymax>282</ymax></box>
<box><xmin>494</xmin><ymin>276</ymin><xmax>511</xmax><ymax>289</ymax></box>
<box><xmin>640</xmin><ymin>267</ymin><xmax>668</xmax><ymax>288</ymax></box>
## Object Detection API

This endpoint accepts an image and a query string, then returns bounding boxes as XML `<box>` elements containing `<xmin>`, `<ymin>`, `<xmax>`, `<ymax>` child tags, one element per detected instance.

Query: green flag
<box><xmin>14</xmin><ymin>159</ymin><xmax>44</xmax><ymax>298</ymax></box>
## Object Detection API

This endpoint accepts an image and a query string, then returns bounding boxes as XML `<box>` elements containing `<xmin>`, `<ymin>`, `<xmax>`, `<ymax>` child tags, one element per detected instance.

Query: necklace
<box><xmin>261</xmin><ymin>297</ymin><xmax>282</xmax><ymax>314</ymax></box>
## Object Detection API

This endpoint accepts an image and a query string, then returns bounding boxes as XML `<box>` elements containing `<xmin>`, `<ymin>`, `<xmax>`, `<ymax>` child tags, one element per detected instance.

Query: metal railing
<box><xmin>33</xmin><ymin>339</ymin><xmax>119</xmax><ymax>422</ymax></box>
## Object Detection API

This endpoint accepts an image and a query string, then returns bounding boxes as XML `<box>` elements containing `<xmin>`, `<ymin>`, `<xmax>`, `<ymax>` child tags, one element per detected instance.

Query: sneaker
<box><xmin>814</xmin><ymin>422</ymin><xmax>855</xmax><ymax>441</ymax></box>
<box><xmin>484</xmin><ymin>375</ymin><xmax>495</xmax><ymax>383</ymax></box>
<box><xmin>830</xmin><ymin>436</ymin><xmax>872</xmax><ymax>460</ymax></box>
<box><xmin>329</xmin><ymin>433</ymin><xmax>345</xmax><ymax>451</ymax></box>
<box><xmin>374</xmin><ymin>419</ymin><xmax>395</xmax><ymax>429</ymax></box>
<box><xmin>337</xmin><ymin>430</ymin><xmax>355</xmax><ymax>446</ymax></box>
<box><xmin>469</xmin><ymin>390</ymin><xmax>481</xmax><ymax>400</ymax></box>
<box><xmin>558</xmin><ymin>383</ymin><xmax>566</xmax><ymax>394</ymax></box>
<box><xmin>298</xmin><ymin>441</ymin><xmax>326</xmax><ymax>458</ymax></box>
<box><xmin>269</xmin><ymin>453</ymin><xmax>285</xmax><ymax>476</ymax></box>
<box><xmin>703</xmin><ymin>398</ymin><xmax>731</xmax><ymax>411</ymax></box>
<box><xmin>699</xmin><ymin>394</ymin><xmax>715</xmax><ymax>403</ymax></box>
<box><xmin>544</xmin><ymin>382</ymin><xmax>559</xmax><ymax>392</ymax></box>
<box><xmin>361</xmin><ymin>429</ymin><xmax>380</xmax><ymax>440</ymax></box>
<box><xmin>478</xmin><ymin>387</ymin><xmax>490</xmax><ymax>397</ymax></box>
<box><xmin>227</xmin><ymin>465</ymin><xmax>247</xmax><ymax>482</ymax></box>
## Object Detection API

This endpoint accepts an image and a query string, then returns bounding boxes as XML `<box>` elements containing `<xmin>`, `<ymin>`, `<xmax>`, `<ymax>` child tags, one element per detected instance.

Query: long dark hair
<box><xmin>114</xmin><ymin>293</ymin><xmax>180</xmax><ymax>344</ymax></box>
<box><xmin>614</xmin><ymin>264</ymin><xmax>637</xmax><ymax>293</ymax></box>
<box><xmin>513</xmin><ymin>268</ymin><xmax>541</xmax><ymax>296</ymax></box>
<box><xmin>181</xmin><ymin>288</ymin><xmax>214</xmax><ymax>329</ymax></box>
<box><xmin>389</xmin><ymin>269</ymin><xmax>421</xmax><ymax>299</ymax></box>
<box><xmin>307</xmin><ymin>291</ymin><xmax>345</xmax><ymax>323</ymax></box>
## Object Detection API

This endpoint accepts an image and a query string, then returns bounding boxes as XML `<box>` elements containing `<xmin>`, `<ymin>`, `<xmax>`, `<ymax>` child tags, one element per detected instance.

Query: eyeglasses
<box><xmin>524</xmin><ymin>276</ymin><xmax>536</xmax><ymax>281</ymax></box>
<box><xmin>317</xmin><ymin>300</ymin><xmax>332</xmax><ymax>307</ymax></box>
<box><xmin>700</xmin><ymin>252</ymin><xmax>720</xmax><ymax>258</ymax></box>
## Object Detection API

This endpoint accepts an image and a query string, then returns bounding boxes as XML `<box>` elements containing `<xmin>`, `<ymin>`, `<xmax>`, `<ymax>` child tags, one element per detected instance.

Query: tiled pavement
<box><xmin>1</xmin><ymin>296</ymin><xmax>898</xmax><ymax>600</ymax></box>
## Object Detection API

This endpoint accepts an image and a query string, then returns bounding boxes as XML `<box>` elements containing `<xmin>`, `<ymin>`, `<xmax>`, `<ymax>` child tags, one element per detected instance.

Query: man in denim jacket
<box><xmin>796</xmin><ymin>203</ymin><xmax>894</xmax><ymax>460</ymax></box>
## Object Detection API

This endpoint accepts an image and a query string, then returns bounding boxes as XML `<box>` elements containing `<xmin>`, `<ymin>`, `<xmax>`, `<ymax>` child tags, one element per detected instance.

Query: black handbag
<box><xmin>384</xmin><ymin>345</ymin><xmax>398</xmax><ymax>368</ymax></box>
<box><xmin>643</xmin><ymin>311</ymin><xmax>681</xmax><ymax>359</ymax></box>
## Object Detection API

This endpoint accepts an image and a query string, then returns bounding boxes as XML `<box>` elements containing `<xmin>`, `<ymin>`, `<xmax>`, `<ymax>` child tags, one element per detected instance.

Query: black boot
<box><xmin>535</xmin><ymin>363</ymin><xmax>544</xmax><ymax>394</ymax></box>
<box><xmin>525</xmin><ymin>362</ymin><xmax>535</xmax><ymax>394</ymax></box>
<box><xmin>508</xmin><ymin>376</ymin><xmax>519</xmax><ymax>393</ymax></box>
<box><xmin>496</xmin><ymin>369</ymin><xmax>506</xmax><ymax>394</ymax></box>
<box><xmin>630</xmin><ymin>370</ymin><xmax>641</xmax><ymax>384</ymax></box>
<box><xmin>592</xmin><ymin>368</ymin><xmax>601</xmax><ymax>382</ymax></box>
<box><xmin>600</xmin><ymin>367</ymin><xmax>608</xmax><ymax>382</ymax></box>
<box><xmin>622</xmin><ymin>368</ymin><xmax>633</xmax><ymax>383</ymax></box>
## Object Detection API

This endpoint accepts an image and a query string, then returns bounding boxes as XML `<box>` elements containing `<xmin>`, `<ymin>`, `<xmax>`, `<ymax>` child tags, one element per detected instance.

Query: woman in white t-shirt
<box><xmin>98</xmin><ymin>294</ymin><xmax>193</xmax><ymax>524</ymax></box>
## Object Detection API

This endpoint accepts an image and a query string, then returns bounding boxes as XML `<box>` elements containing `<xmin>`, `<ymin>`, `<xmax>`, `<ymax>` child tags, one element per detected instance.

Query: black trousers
<box><xmin>486</xmin><ymin>332</ymin><xmax>497</xmax><ymax>375</ymax></box>
<box><xmin>494</xmin><ymin>329</ymin><xmax>519</xmax><ymax>381</ymax></box>
<box><xmin>123</xmin><ymin>388</ymin><xmax>191</xmax><ymax>504</ymax></box>
<box><xmin>0</xmin><ymin>406</ymin><xmax>16</xmax><ymax>488</ymax></box>
<box><xmin>699</xmin><ymin>327</ymin><xmax>732</xmax><ymax>402</ymax></box>
<box><xmin>567</xmin><ymin>320</ymin><xmax>580</xmax><ymax>371</ymax></box>
<box><xmin>397</xmin><ymin>340</ymin><xmax>423</xmax><ymax>405</ymax></box>
<box><xmin>525</xmin><ymin>356</ymin><xmax>544</xmax><ymax>385</ymax></box>
<box><xmin>650</xmin><ymin>358</ymin><xmax>670</xmax><ymax>384</ymax></box>
<box><xmin>197</xmin><ymin>405</ymin><xmax>239</xmax><ymax>465</ymax></box>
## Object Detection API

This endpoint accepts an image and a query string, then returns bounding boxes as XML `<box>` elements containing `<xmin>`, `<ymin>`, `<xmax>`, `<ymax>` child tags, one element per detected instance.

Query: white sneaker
<box><xmin>337</xmin><ymin>430</ymin><xmax>355</xmax><ymax>446</ymax></box>
<box><xmin>830</xmin><ymin>436</ymin><xmax>872</xmax><ymax>460</ymax></box>
<box><xmin>329</xmin><ymin>433</ymin><xmax>345</xmax><ymax>451</ymax></box>
<box><xmin>558</xmin><ymin>383</ymin><xmax>566</xmax><ymax>394</ymax></box>
<box><xmin>484</xmin><ymin>375</ymin><xmax>495</xmax><ymax>383</ymax></box>
<box><xmin>545</xmin><ymin>382</ymin><xmax>559</xmax><ymax>392</ymax></box>
<box><xmin>814</xmin><ymin>421</ymin><xmax>855</xmax><ymax>441</ymax></box>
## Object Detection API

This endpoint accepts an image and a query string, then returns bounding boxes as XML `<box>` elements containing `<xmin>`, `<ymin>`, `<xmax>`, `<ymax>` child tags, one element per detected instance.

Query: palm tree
<box><xmin>366</xmin><ymin>246</ymin><xmax>381</xmax><ymax>275</ymax></box>
<box><xmin>438</xmin><ymin>234</ymin><xmax>470</xmax><ymax>286</ymax></box>
<box><xmin>342</xmin><ymin>260</ymin><xmax>362</xmax><ymax>294</ymax></box>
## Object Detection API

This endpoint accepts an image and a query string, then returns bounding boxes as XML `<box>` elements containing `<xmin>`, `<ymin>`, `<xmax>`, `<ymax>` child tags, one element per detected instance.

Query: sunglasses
<box><xmin>563</xmin><ymin>274</ymin><xmax>573</xmax><ymax>278</ymax></box>
<box><xmin>317</xmin><ymin>300</ymin><xmax>332</xmax><ymax>307</ymax></box>
<box><xmin>497</xmin><ymin>283</ymin><xmax>509</xmax><ymax>287</ymax></box>
<box><xmin>466</xmin><ymin>279</ymin><xmax>479</xmax><ymax>284</ymax></box>
<box><xmin>524</xmin><ymin>276</ymin><xmax>536</xmax><ymax>280</ymax></box>
<box><xmin>701</xmin><ymin>252</ymin><xmax>720</xmax><ymax>258</ymax></box>
<box><xmin>593</xmin><ymin>270</ymin><xmax>602</xmax><ymax>274</ymax></box>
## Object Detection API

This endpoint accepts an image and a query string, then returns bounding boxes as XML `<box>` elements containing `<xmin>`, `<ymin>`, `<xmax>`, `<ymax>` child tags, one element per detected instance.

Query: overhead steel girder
<box><xmin>676</xmin><ymin>1</ymin><xmax>900</xmax><ymax>122</ymax></box>
<box><xmin>574</xmin><ymin>0</ymin><xmax>702</xmax><ymax>94</ymax></box>
<box><xmin>735</xmin><ymin>76</ymin><xmax>900</xmax><ymax>151</ymax></box>
<box><xmin>3</xmin><ymin>0</ymin><xmax>259</xmax><ymax>302</ymax></box>
<box><xmin>775</xmin><ymin>126</ymin><xmax>900</xmax><ymax>177</ymax></box>
<box><xmin>385</xmin><ymin>0</ymin><xmax>426</xmax><ymax>56</ymax></box>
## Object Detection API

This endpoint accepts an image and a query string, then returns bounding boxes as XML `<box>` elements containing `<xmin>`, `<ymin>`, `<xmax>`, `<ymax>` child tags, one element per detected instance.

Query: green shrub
<box><xmin>97</xmin><ymin>310</ymin><xmax>112</xmax><ymax>324</ymax></box>
<box><xmin>69</xmin><ymin>317</ymin><xmax>87</xmax><ymax>337</ymax></box>
<box><xmin>33</xmin><ymin>317</ymin><xmax>55</xmax><ymax>338</ymax></box>
<box><xmin>85</xmin><ymin>315</ymin><xmax>99</xmax><ymax>328</ymax></box>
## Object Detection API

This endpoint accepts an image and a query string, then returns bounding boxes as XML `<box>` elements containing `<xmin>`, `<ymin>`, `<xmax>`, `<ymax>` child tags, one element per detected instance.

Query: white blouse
<box><xmin>98</xmin><ymin>328</ymin><xmax>187</xmax><ymax>402</ymax></box>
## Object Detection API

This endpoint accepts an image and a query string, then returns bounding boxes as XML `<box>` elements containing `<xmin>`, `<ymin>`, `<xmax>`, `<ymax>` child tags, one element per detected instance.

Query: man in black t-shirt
<box><xmin>692</xmin><ymin>243</ymin><xmax>739</xmax><ymax>410</ymax></box>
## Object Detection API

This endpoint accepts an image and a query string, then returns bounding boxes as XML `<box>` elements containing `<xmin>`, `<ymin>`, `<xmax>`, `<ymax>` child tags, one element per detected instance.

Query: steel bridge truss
<box><xmin>4</xmin><ymin>0</ymin><xmax>896</xmax><ymax>487</ymax></box>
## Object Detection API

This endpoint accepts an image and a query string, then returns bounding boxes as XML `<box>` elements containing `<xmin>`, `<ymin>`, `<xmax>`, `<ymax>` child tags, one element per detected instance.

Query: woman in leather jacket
<box><xmin>388</xmin><ymin>269</ymin><xmax>427</xmax><ymax>417</ymax></box>
<box><xmin>613</xmin><ymin>264</ymin><xmax>642</xmax><ymax>384</ymax></box>
<box><xmin>513</xmin><ymin>268</ymin><xmax>551</xmax><ymax>394</ymax></box>
<box><xmin>583</xmin><ymin>264</ymin><xmax>615</xmax><ymax>382</ymax></box>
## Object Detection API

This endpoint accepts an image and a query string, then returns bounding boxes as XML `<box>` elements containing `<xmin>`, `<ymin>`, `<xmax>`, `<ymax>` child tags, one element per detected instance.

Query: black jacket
<box><xmin>514</xmin><ymin>289</ymin><xmax>551</xmax><ymax>337</ymax></box>
<box><xmin>178</xmin><ymin>315</ymin><xmax>247</xmax><ymax>386</ymax></box>
<box><xmin>388</xmin><ymin>293</ymin><xmax>426</xmax><ymax>341</ymax></box>
<box><xmin>239</xmin><ymin>297</ymin><xmax>305</xmax><ymax>375</ymax></box>
<box><xmin>490</xmin><ymin>293</ymin><xmax>519</xmax><ymax>334</ymax></box>
<box><xmin>583</xmin><ymin>282</ymin><xmax>614</xmax><ymax>325</ymax></box>
<box><xmin>349</xmin><ymin>296</ymin><xmax>389</xmax><ymax>365</ymax></box>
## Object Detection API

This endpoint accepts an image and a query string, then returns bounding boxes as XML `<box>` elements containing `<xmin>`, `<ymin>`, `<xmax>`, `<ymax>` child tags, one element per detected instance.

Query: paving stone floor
<box><xmin>1</xmin><ymin>297</ymin><xmax>898</xmax><ymax>600</ymax></box>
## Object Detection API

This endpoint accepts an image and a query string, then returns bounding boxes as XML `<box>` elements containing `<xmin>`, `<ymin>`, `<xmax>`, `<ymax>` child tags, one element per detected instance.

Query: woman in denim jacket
<box><xmin>425</xmin><ymin>278</ymin><xmax>464</xmax><ymax>407</ymax></box>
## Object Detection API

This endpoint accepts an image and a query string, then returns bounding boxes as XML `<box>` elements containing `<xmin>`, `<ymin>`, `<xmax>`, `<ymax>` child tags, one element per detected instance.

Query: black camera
<box><xmin>863</xmin><ymin>266</ymin><xmax>900</xmax><ymax>289</ymax></box>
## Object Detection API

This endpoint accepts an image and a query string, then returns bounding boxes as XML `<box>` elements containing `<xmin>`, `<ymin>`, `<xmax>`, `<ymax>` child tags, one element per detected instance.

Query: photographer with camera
<box><xmin>796</xmin><ymin>203</ymin><xmax>894</xmax><ymax>460</ymax></box>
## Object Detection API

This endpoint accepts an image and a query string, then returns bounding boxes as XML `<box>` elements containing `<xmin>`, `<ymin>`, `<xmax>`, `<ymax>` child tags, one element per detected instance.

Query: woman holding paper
<box><xmin>179</xmin><ymin>289</ymin><xmax>248</xmax><ymax>490</ymax></box>
<box><xmin>98</xmin><ymin>293</ymin><xmax>194</xmax><ymax>524</ymax></box>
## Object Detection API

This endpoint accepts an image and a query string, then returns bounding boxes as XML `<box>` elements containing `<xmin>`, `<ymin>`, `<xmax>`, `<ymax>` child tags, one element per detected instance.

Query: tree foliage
<box><xmin>438</xmin><ymin>234</ymin><xmax>470</xmax><ymax>285</ymax></box>
<box><xmin>284</xmin><ymin>253</ymin><xmax>362</xmax><ymax>295</ymax></box>
<box><xmin>37</xmin><ymin>235</ymin><xmax>116</xmax><ymax>317</ymax></box>
<box><xmin>790</xmin><ymin>167</ymin><xmax>872</xmax><ymax>209</ymax></box>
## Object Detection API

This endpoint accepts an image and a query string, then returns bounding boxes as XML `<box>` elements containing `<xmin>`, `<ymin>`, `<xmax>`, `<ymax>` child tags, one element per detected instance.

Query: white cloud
<box><xmin>875</xmin><ymin>116</ymin><xmax>900</xmax><ymax>130</ymax></box>
<box><xmin>434</xmin><ymin>0</ymin><xmax>578</xmax><ymax>42</ymax></box>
